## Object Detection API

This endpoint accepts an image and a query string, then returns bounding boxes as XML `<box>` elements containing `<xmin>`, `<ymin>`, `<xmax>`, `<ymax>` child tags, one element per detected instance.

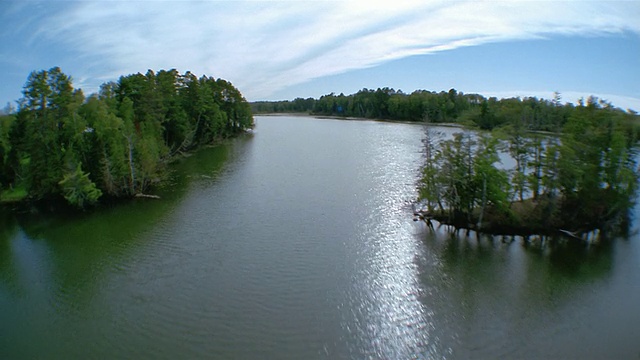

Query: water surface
<box><xmin>1</xmin><ymin>115</ymin><xmax>639</xmax><ymax>359</ymax></box>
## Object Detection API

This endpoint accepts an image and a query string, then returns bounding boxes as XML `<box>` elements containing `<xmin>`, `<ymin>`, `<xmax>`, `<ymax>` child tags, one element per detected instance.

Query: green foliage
<box><xmin>256</xmin><ymin>88</ymin><xmax>630</xmax><ymax>135</ymax></box>
<box><xmin>257</xmin><ymin>88</ymin><xmax>640</xmax><ymax>143</ymax></box>
<box><xmin>0</xmin><ymin>115</ymin><xmax>14</xmax><ymax>189</ymax></box>
<box><xmin>251</xmin><ymin>97</ymin><xmax>316</xmax><ymax>114</ymax></box>
<box><xmin>2</xmin><ymin>68</ymin><xmax>253</xmax><ymax>209</ymax></box>
<box><xmin>473</xmin><ymin>134</ymin><xmax>510</xmax><ymax>213</ymax></box>
<box><xmin>418</xmin><ymin>96</ymin><xmax>640</xmax><ymax>235</ymax></box>
<box><xmin>58</xmin><ymin>164</ymin><xmax>102</xmax><ymax>209</ymax></box>
<box><xmin>419</xmin><ymin>130</ymin><xmax>511</xmax><ymax>227</ymax></box>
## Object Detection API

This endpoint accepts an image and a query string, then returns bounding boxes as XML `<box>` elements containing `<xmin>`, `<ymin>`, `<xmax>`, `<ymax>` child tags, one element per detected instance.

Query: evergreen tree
<box><xmin>58</xmin><ymin>163</ymin><xmax>102</xmax><ymax>208</ymax></box>
<box><xmin>3</xmin><ymin>68</ymin><xmax>253</xmax><ymax>207</ymax></box>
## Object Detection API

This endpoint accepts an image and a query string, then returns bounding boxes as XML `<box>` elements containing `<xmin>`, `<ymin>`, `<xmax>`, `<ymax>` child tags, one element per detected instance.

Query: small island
<box><xmin>415</xmin><ymin>113</ymin><xmax>637</xmax><ymax>241</ymax></box>
<box><xmin>0</xmin><ymin>67</ymin><xmax>254</xmax><ymax>209</ymax></box>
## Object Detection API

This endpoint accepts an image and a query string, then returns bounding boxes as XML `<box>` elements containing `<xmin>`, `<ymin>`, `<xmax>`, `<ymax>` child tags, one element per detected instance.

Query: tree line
<box><xmin>418</xmin><ymin>97</ymin><xmax>639</xmax><ymax>237</ymax></box>
<box><xmin>251</xmin><ymin>97</ymin><xmax>316</xmax><ymax>114</ymax></box>
<box><xmin>0</xmin><ymin>67</ymin><xmax>253</xmax><ymax>208</ymax></box>
<box><xmin>252</xmin><ymin>88</ymin><xmax>639</xmax><ymax>134</ymax></box>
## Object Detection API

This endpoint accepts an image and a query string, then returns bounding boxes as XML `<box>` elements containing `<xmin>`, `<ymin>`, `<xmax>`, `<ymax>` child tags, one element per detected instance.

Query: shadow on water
<box><xmin>420</xmin><ymin>226</ymin><xmax>615</xmax><ymax>286</ymax></box>
<box><xmin>420</xmin><ymin>230</ymin><xmax>615</xmax><ymax>307</ymax></box>
<box><xmin>0</xmin><ymin>209</ymin><xmax>19</xmax><ymax>294</ymax></box>
<box><xmin>521</xmin><ymin>237</ymin><xmax>614</xmax><ymax>277</ymax></box>
<box><xmin>0</xmin><ymin>137</ymin><xmax>248</xmax><ymax>314</ymax></box>
<box><xmin>414</xmin><ymin>225</ymin><xmax>620</xmax><ymax>358</ymax></box>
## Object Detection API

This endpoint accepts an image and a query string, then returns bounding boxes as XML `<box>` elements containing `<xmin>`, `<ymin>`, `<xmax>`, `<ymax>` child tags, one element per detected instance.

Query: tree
<box><xmin>541</xmin><ymin>140</ymin><xmax>560</xmax><ymax>198</ymax></box>
<box><xmin>419</xmin><ymin>116</ymin><xmax>445</xmax><ymax>214</ymax></box>
<box><xmin>19</xmin><ymin>67</ymin><xmax>79</xmax><ymax>201</ymax></box>
<box><xmin>0</xmin><ymin>114</ymin><xmax>13</xmax><ymax>190</ymax></box>
<box><xmin>432</xmin><ymin>132</ymin><xmax>477</xmax><ymax>224</ymax></box>
<box><xmin>473</xmin><ymin>134</ymin><xmax>509</xmax><ymax>228</ymax></box>
<box><xmin>505</xmin><ymin>113</ymin><xmax>530</xmax><ymax>202</ymax></box>
<box><xmin>3</xmin><ymin>68</ymin><xmax>254</xmax><ymax>207</ymax></box>
<box><xmin>58</xmin><ymin>164</ymin><xmax>102</xmax><ymax>209</ymax></box>
<box><xmin>79</xmin><ymin>95</ymin><xmax>129</xmax><ymax>197</ymax></box>
<box><xmin>119</xmin><ymin>97</ymin><xmax>138</xmax><ymax>195</ymax></box>
<box><xmin>526</xmin><ymin>134</ymin><xmax>544</xmax><ymax>200</ymax></box>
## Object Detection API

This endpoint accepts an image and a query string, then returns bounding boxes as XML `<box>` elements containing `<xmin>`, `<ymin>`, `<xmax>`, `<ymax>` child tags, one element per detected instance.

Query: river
<box><xmin>1</xmin><ymin>115</ymin><xmax>639</xmax><ymax>359</ymax></box>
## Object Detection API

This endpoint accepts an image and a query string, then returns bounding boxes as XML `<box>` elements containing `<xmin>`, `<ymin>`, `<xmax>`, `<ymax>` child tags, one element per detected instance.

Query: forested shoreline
<box><xmin>2</xmin><ymin>71</ymin><xmax>639</xmax><ymax>237</ymax></box>
<box><xmin>0</xmin><ymin>67</ymin><xmax>253</xmax><ymax>209</ymax></box>
<box><xmin>253</xmin><ymin>88</ymin><xmax>640</xmax><ymax>238</ymax></box>
<box><xmin>251</xmin><ymin>88</ymin><xmax>639</xmax><ymax>132</ymax></box>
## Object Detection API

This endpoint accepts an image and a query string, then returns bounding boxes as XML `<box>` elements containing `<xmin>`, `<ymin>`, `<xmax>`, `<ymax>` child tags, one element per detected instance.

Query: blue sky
<box><xmin>1</xmin><ymin>1</ymin><xmax>639</xmax><ymax>111</ymax></box>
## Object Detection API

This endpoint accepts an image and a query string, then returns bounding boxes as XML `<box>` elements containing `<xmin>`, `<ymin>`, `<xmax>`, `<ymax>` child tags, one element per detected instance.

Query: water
<box><xmin>1</xmin><ymin>115</ymin><xmax>639</xmax><ymax>359</ymax></box>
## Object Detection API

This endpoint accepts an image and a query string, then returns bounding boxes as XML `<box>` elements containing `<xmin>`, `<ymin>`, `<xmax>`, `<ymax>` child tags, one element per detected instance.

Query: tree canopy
<box><xmin>0</xmin><ymin>67</ymin><xmax>253</xmax><ymax>209</ymax></box>
<box><xmin>417</xmin><ymin>98</ymin><xmax>640</xmax><ymax>238</ymax></box>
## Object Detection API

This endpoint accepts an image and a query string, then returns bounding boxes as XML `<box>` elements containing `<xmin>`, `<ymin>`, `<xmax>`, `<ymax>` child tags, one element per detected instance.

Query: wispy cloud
<box><xmin>29</xmin><ymin>0</ymin><xmax>640</xmax><ymax>100</ymax></box>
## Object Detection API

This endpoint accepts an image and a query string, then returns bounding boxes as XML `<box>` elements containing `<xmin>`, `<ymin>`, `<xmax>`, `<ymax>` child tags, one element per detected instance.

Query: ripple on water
<box><xmin>4</xmin><ymin>116</ymin><xmax>640</xmax><ymax>359</ymax></box>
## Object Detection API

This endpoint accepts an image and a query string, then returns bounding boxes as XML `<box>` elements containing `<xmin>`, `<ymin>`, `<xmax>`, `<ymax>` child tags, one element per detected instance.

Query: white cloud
<box><xmin>34</xmin><ymin>0</ymin><xmax>640</xmax><ymax>102</ymax></box>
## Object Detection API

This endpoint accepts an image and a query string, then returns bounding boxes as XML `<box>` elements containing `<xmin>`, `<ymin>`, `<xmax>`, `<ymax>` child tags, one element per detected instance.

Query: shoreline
<box><xmin>414</xmin><ymin>211</ymin><xmax>601</xmax><ymax>243</ymax></box>
<box><xmin>255</xmin><ymin>112</ymin><xmax>464</xmax><ymax>128</ymax></box>
<box><xmin>0</xmin><ymin>130</ymin><xmax>253</xmax><ymax>213</ymax></box>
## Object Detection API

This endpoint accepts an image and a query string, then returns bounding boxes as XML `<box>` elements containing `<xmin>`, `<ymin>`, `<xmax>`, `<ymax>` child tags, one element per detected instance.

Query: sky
<box><xmin>1</xmin><ymin>0</ymin><xmax>639</xmax><ymax>112</ymax></box>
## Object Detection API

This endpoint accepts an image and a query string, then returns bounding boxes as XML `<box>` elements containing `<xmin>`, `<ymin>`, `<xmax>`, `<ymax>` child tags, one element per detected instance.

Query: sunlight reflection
<box><xmin>344</xmin><ymin>128</ymin><xmax>448</xmax><ymax>359</ymax></box>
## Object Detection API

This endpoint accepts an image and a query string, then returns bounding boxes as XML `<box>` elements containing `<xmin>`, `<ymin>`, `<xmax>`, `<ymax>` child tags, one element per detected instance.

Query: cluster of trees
<box><xmin>251</xmin><ymin>97</ymin><xmax>315</xmax><ymax>114</ymax></box>
<box><xmin>418</xmin><ymin>97</ymin><xmax>639</xmax><ymax>236</ymax></box>
<box><xmin>311</xmin><ymin>88</ymin><xmax>478</xmax><ymax>123</ymax></box>
<box><xmin>0</xmin><ymin>67</ymin><xmax>253</xmax><ymax>208</ymax></box>
<box><xmin>253</xmin><ymin>88</ymin><xmax>639</xmax><ymax>135</ymax></box>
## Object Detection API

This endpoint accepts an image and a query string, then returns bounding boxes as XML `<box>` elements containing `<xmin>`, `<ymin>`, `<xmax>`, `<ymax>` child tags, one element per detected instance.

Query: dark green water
<box><xmin>1</xmin><ymin>115</ymin><xmax>639</xmax><ymax>359</ymax></box>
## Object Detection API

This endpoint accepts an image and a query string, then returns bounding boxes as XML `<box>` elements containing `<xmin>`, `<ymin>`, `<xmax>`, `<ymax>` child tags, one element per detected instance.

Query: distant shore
<box><xmin>255</xmin><ymin>112</ymin><xmax>464</xmax><ymax>128</ymax></box>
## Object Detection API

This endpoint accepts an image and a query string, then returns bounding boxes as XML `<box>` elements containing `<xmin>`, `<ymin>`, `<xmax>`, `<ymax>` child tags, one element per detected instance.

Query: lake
<box><xmin>1</xmin><ymin>115</ymin><xmax>639</xmax><ymax>359</ymax></box>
